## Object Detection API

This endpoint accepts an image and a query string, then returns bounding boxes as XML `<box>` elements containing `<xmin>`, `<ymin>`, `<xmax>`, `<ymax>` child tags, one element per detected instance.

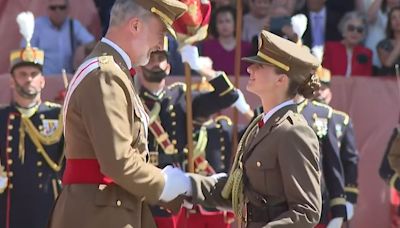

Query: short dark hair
<box><xmin>386</xmin><ymin>6</ymin><xmax>400</xmax><ymax>39</ymax></box>
<box><xmin>209</xmin><ymin>5</ymin><xmax>236</xmax><ymax>38</ymax></box>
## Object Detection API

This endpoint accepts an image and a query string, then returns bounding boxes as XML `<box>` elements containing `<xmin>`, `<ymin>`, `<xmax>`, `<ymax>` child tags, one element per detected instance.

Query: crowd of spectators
<box><xmin>15</xmin><ymin>0</ymin><xmax>400</xmax><ymax>77</ymax></box>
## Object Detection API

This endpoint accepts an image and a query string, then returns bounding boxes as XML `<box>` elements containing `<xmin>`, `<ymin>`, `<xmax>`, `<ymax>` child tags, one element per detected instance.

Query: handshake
<box><xmin>157</xmin><ymin>165</ymin><xmax>227</xmax><ymax>213</ymax></box>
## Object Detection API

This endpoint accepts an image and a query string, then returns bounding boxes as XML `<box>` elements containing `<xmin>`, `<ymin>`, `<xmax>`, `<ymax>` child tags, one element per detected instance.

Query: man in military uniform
<box><xmin>48</xmin><ymin>1</ymin><xmax>194</xmax><ymax>228</ymax></box>
<box><xmin>0</xmin><ymin>11</ymin><xmax>64</xmax><ymax>228</ymax></box>
<box><xmin>296</xmin><ymin>95</ymin><xmax>347</xmax><ymax>228</ymax></box>
<box><xmin>314</xmin><ymin>66</ymin><xmax>359</xmax><ymax>222</ymax></box>
<box><xmin>135</xmin><ymin>39</ymin><xmax>249</xmax><ymax>227</ymax></box>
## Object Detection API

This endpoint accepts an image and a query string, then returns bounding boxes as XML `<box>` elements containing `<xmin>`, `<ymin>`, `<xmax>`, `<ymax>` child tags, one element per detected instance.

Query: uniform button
<box><xmin>168</xmin><ymin>105</ymin><xmax>174</xmax><ymax>111</ymax></box>
<box><xmin>37</xmin><ymin>149</ymin><xmax>42</xmax><ymax>153</ymax></box>
<box><xmin>221</xmin><ymin>146</ymin><xmax>226</xmax><ymax>151</ymax></box>
<box><xmin>8</xmin><ymin>125</ymin><xmax>13</xmax><ymax>130</ymax></box>
<box><xmin>172</xmin><ymin>131</ymin><xmax>176</xmax><ymax>135</ymax></box>
<box><xmin>7</xmin><ymin>136</ymin><xmax>13</xmax><ymax>141</ymax></box>
<box><xmin>37</xmin><ymin>161</ymin><xmax>43</xmax><ymax>166</ymax></box>
<box><xmin>40</xmin><ymin>114</ymin><xmax>45</xmax><ymax>119</ymax></box>
<box><xmin>172</xmin><ymin>140</ymin><xmax>177</xmax><ymax>145</ymax></box>
<box><xmin>38</xmin><ymin>184</ymin><xmax>43</xmax><ymax>189</ymax></box>
<box><xmin>7</xmin><ymin>159</ymin><xmax>13</xmax><ymax>165</ymax></box>
<box><xmin>6</xmin><ymin>147</ymin><xmax>12</xmax><ymax>153</ymax></box>
<box><xmin>8</xmin><ymin>172</ymin><xmax>13</xmax><ymax>177</ymax></box>
<box><xmin>9</xmin><ymin>114</ymin><xmax>15</xmax><ymax>120</ymax></box>
<box><xmin>216</xmin><ymin>124</ymin><xmax>221</xmax><ymax>128</ymax></box>
<box><xmin>116</xmin><ymin>200</ymin><xmax>122</xmax><ymax>207</ymax></box>
<box><xmin>38</xmin><ymin>172</ymin><xmax>43</xmax><ymax>177</ymax></box>
<box><xmin>171</xmin><ymin>112</ymin><xmax>176</xmax><ymax>117</ymax></box>
<box><xmin>220</xmin><ymin>137</ymin><xmax>224</xmax><ymax>142</ymax></box>
<box><xmin>38</xmin><ymin>125</ymin><xmax>44</xmax><ymax>131</ymax></box>
<box><xmin>172</xmin><ymin>121</ymin><xmax>176</xmax><ymax>126</ymax></box>
<box><xmin>9</xmin><ymin>184</ymin><xmax>13</xmax><ymax>189</ymax></box>
<box><xmin>221</xmin><ymin>155</ymin><xmax>225</xmax><ymax>160</ymax></box>
<box><xmin>256</xmin><ymin>161</ymin><xmax>261</xmax><ymax>167</ymax></box>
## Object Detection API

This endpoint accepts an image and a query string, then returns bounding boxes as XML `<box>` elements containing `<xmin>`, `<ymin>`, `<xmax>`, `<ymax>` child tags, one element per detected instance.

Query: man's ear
<box><xmin>9</xmin><ymin>75</ymin><xmax>15</xmax><ymax>89</ymax></box>
<box><xmin>165</xmin><ymin>63</ymin><xmax>171</xmax><ymax>75</ymax></box>
<box><xmin>128</xmin><ymin>17</ymin><xmax>142</xmax><ymax>35</ymax></box>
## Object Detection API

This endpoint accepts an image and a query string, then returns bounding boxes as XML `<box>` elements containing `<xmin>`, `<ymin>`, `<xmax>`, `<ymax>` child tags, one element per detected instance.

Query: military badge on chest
<box><xmin>41</xmin><ymin>119</ymin><xmax>59</xmax><ymax>136</ymax></box>
<box><xmin>312</xmin><ymin>114</ymin><xmax>328</xmax><ymax>138</ymax></box>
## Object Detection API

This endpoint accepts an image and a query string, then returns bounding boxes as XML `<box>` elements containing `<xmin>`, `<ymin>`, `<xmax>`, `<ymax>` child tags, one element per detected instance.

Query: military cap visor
<box><xmin>135</xmin><ymin>0</ymin><xmax>187</xmax><ymax>39</ymax></box>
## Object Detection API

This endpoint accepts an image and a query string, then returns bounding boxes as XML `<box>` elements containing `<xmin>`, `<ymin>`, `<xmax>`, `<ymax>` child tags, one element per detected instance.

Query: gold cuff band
<box><xmin>330</xmin><ymin>197</ymin><xmax>346</xmax><ymax>207</ymax></box>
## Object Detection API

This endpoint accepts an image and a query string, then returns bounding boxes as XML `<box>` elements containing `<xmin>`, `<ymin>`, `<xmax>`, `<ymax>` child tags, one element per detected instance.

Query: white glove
<box><xmin>180</xmin><ymin>45</ymin><xmax>201</xmax><ymax>71</ymax></box>
<box><xmin>346</xmin><ymin>202</ymin><xmax>354</xmax><ymax>220</ymax></box>
<box><xmin>327</xmin><ymin>217</ymin><xmax>344</xmax><ymax>228</ymax></box>
<box><xmin>211</xmin><ymin>172</ymin><xmax>227</xmax><ymax>181</ymax></box>
<box><xmin>0</xmin><ymin>176</ymin><xmax>7</xmax><ymax>194</ymax></box>
<box><xmin>159</xmin><ymin>166</ymin><xmax>192</xmax><ymax>202</ymax></box>
<box><xmin>232</xmin><ymin>89</ymin><xmax>251</xmax><ymax>114</ymax></box>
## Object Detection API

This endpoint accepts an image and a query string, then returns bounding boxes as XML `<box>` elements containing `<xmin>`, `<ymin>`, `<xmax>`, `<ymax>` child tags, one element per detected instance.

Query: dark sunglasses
<box><xmin>347</xmin><ymin>24</ymin><xmax>364</xmax><ymax>34</ymax></box>
<box><xmin>49</xmin><ymin>5</ymin><xmax>67</xmax><ymax>11</ymax></box>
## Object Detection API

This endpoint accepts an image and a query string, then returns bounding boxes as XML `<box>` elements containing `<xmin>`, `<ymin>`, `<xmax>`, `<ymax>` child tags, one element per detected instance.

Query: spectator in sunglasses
<box><xmin>21</xmin><ymin>0</ymin><xmax>95</xmax><ymax>76</ymax></box>
<box><xmin>322</xmin><ymin>11</ymin><xmax>372</xmax><ymax>77</ymax></box>
<box><xmin>377</xmin><ymin>6</ymin><xmax>400</xmax><ymax>76</ymax></box>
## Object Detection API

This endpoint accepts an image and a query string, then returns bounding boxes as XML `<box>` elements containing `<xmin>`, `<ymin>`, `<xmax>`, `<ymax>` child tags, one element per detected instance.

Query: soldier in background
<box><xmin>135</xmin><ymin>41</ymin><xmax>251</xmax><ymax>227</ymax></box>
<box><xmin>314</xmin><ymin>66</ymin><xmax>359</xmax><ymax>223</ymax></box>
<box><xmin>0</xmin><ymin>12</ymin><xmax>64</xmax><ymax>228</ymax></box>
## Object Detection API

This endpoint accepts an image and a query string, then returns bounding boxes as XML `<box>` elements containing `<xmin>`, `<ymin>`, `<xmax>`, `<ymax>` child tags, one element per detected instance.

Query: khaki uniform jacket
<box><xmin>189</xmin><ymin>105</ymin><xmax>322</xmax><ymax>227</ymax></box>
<box><xmin>49</xmin><ymin>42</ymin><xmax>165</xmax><ymax>228</ymax></box>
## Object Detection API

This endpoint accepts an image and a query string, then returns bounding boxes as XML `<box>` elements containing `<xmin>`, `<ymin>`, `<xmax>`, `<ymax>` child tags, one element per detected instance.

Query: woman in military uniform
<box><xmin>187</xmin><ymin>30</ymin><xmax>322</xmax><ymax>227</ymax></box>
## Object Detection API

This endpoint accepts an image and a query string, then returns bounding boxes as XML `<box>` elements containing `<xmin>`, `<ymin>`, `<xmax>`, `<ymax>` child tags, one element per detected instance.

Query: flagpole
<box><xmin>184</xmin><ymin>62</ymin><xmax>195</xmax><ymax>173</ymax></box>
<box><xmin>232</xmin><ymin>0</ymin><xmax>243</xmax><ymax>163</ymax></box>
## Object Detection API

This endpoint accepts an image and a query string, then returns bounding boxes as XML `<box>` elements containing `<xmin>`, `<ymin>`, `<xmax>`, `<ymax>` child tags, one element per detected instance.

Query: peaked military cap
<box><xmin>135</xmin><ymin>0</ymin><xmax>187</xmax><ymax>38</ymax></box>
<box><xmin>242</xmin><ymin>30</ymin><xmax>320</xmax><ymax>81</ymax></box>
<box><xmin>10</xmin><ymin>12</ymin><xmax>44</xmax><ymax>72</ymax></box>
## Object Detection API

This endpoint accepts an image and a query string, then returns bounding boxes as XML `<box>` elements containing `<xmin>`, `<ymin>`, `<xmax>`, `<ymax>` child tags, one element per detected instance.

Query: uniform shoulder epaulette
<box><xmin>215</xmin><ymin>115</ymin><xmax>232</xmax><ymax>125</ymax></box>
<box><xmin>167</xmin><ymin>82</ymin><xmax>186</xmax><ymax>92</ymax></box>
<box><xmin>98</xmin><ymin>55</ymin><xmax>115</xmax><ymax>73</ymax></box>
<box><xmin>44</xmin><ymin>101</ymin><xmax>62</xmax><ymax>108</ymax></box>
<box><xmin>312</xmin><ymin>100</ymin><xmax>333</xmax><ymax>118</ymax></box>
<box><xmin>333</xmin><ymin>109</ymin><xmax>350</xmax><ymax>125</ymax></box>
<box><xmin>287</xmin><ymin>112</ymin><xmax>306</xmax><ymax>125</ymax></box>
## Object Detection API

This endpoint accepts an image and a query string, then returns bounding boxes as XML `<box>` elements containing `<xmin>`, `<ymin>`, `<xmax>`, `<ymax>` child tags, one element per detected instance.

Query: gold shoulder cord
<box><xmin>221</xmin><ymin>115</ymin><xmax>263</xmax><ymax>222</ymax></box>
<box><xmin>19</xmin><ymin>113</ymin><xmax>64</xmax><ymax>172</ymax></box>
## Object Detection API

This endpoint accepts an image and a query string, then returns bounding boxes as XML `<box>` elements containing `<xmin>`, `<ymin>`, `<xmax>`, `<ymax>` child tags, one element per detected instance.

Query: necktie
<box><xmin>258</xmin><ymin>119</ymin><xmax>265</xmax><ymax>128</ymax></box>
<box><xmin>129</xmin><ymin>68</ymin><xmax>136</xmax><ymax>78</ymax></box>
<box><xmin>312</xmin><ymin>14</ymin><xmax>324</xmax><ymax>47</ymax></box>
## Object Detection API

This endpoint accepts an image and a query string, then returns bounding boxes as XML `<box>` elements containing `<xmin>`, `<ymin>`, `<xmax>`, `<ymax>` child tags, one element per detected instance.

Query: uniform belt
<box><xmin>246</xmin><ymin>203</ymin><xmax>271</xmax><ymax>223</ymax></box>
<box><xmin>246</xmin><ymin>202</ymin><xmax>288</xmax><ymax>223</ymax></box>
<box><xmin>63</xmin><ymin>159</ymin><xmax>114</xmax><ymax>185</ymax></box>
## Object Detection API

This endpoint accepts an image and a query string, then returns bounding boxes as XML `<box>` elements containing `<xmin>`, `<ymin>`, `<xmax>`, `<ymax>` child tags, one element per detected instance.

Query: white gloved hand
<box><xmin>0</xmin><ymin>176</ymin><xmax>7</xmax><ymax>194</ymax></box>
<box><xmin>346</xmin><ymin>202</ymin><xmax>354</xmax><ymax>220</ymax></box>
<box><xmin>180</xmin><ymin>45</ymin><xmax>201</xmax><ymax>71</ymax></box>
<box><xmin>159</xmin><ymin>166</ymin><xmax>192</xmax><ymax>202</ymax></box>
<box><xmin>183</xmin><ymin>199</ymin><xmax>194</xmax><ymax>209</ymax></box>
<box><xmin>327</xmin><ymin>217</ymin><xmax>344</xmax><ymax>228</ymax></box>
<box><xmin>211</xmin><ymin>172</ymin><xmax>227</xmax><ymax>181</ymax></box>
<box><xmin>232</xmin><ymin>89</ymin><xmax>251</xmax><ymax>114</ymax></box>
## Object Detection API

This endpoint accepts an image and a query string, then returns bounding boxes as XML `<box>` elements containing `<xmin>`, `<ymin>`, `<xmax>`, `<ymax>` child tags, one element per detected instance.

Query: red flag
<box><xmin>172</xmin><ymin>0</ymin><xmax>211</xmax><ymax>45</ymax></box>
